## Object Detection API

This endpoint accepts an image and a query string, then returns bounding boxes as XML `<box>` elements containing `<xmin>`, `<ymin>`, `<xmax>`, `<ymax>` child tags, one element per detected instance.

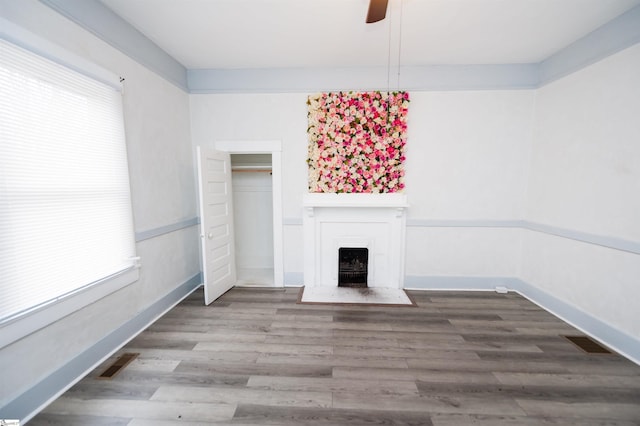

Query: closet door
<box><xmin>196</xmin><ymin>146</ymin><xmax>236</xmax><ymax>304</ymax></box>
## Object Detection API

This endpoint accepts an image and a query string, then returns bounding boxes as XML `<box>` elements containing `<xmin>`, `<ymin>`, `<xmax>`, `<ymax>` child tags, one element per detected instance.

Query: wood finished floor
<box><xmin>30</xmin><ymin>287</ymin><xmax>640</xmax><ymax>425</ymax></box>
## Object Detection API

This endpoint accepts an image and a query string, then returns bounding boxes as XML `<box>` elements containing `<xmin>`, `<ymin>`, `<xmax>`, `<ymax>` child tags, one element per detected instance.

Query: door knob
<box><xmin>207</xmin><ymin>232</ymin><xmax>214</xmax><ymax>239</ymax></box>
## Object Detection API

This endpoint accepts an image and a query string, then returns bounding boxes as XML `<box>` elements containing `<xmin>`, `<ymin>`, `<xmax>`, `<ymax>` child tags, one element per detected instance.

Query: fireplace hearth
<box><xmin>338</xmin><ymin>247</ymin><xmax>368</xmax><ymax>288</ymax></box>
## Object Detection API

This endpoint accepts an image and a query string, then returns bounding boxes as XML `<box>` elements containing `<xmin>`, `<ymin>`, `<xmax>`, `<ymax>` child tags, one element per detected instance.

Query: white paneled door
<box><xmin>196</xmin><ymin>146</ymin><xmax>237</xmax><ymax>304</ymax></box>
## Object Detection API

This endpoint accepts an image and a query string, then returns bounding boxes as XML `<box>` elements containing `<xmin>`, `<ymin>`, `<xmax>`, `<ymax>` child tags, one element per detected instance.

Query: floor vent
<box><xmin>97</xmin><ymin>352</ymin><xmax>139</xmax><ymax>379</ymax></box>
<box><xmin>563</xmin><ymin>335</ymin><xmax>612</xmax><ymax>354</ymax></box>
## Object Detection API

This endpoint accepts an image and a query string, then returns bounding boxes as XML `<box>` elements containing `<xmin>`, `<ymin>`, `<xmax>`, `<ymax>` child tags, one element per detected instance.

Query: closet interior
<box><xmin>230</xmin><ymin>154</ymin><xmax>274</xmax><ymax>287</ymax></box>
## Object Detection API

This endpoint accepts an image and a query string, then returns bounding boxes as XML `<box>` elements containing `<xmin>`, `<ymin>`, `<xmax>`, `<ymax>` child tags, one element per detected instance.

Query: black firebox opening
<box><xmin>338</xmin><ymin>247</ymin><xmax>368</xmax><ymax>288</ymax></box>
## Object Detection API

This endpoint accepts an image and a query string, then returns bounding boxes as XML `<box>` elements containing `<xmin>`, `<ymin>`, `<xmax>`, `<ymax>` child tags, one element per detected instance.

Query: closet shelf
<box><xmin>231</xmin><ymin>164</ymin><xmax>272</xmax><ymax>173</ymax></box>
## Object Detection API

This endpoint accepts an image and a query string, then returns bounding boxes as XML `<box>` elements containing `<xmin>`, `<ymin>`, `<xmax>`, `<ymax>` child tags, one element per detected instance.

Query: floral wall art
<box><xmin>307</xmin><ymin>91</ymin><xmax>409</xmax><ymax>193</ymax></box>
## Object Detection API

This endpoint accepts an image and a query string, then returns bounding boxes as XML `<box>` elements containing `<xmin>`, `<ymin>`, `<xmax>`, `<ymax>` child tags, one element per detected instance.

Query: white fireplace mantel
<box><xmin>303</xmin><ymin>193</ymin><xmax>408</xmax><ymax>289</ymax></box>
<box><xmin>303</xmin><ymin>193</ymin><xmax>409</xmax><ymax>209</ymax></box>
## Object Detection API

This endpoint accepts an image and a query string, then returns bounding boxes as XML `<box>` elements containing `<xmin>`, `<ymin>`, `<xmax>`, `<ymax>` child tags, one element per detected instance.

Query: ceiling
<box><xmin>100</xmin><ymin>0</ymin><xmax>640</xmax><ymax>70</ymax></box>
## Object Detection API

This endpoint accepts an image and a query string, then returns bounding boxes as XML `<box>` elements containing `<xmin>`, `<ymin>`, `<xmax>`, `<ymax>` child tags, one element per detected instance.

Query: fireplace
<box><xmin>303</xmin><ymin>193</ymin><xmax>408</xmax><ymax>289</ymax></box>
<box><xmin>338</xmin><ymin>247</ymin><xmax>368</xmax><ymax>288</ymax></box>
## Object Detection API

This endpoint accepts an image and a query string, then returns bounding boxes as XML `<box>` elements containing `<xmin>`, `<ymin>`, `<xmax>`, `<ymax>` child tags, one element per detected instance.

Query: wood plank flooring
<box><xmin>29</xmin><ymin>287</ymin><xmax>640</xmax><ymax>425</ymax></box>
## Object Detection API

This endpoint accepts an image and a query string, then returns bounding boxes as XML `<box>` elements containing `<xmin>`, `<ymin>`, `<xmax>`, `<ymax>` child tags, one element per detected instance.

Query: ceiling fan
<box><xmin>366</xmin><ymin>0</ymin><xmax>389</xmax><ymax>23</ymax></box>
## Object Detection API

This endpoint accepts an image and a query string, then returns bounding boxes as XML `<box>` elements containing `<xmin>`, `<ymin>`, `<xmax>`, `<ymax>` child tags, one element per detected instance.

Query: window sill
<box><xmin>0</xmin><ymin>267</ymin><xmax>139</xmax><ymax>349</ymax></box>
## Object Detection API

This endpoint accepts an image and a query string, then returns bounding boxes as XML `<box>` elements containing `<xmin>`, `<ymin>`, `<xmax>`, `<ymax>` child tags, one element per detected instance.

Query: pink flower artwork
<box><xmin>307</xmin><ymin>91</ymin><xmax>409</xmax><ymax>193</ymax></box>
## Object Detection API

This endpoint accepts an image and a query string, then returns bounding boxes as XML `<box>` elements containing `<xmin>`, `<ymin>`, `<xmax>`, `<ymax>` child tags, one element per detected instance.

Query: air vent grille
<box><xmin>564</xmin><ymin>335</ymin><xmax>612</xmax><ymax>354</ymax></box>
<box><xmin>97</xmin><ymin>352</ymin><xmax>139</xmax><ymax>379</ymax></box>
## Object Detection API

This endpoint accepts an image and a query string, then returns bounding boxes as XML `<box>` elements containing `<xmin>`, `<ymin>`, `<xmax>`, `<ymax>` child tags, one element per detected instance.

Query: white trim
<box><xmin>303</xmin><ymin>193</ymin><xmax>408</xmax><ymax>209</ymax></box>
<box><xmin>288</xmin><ymin>218</ymin><xmax>640</xmax><ymax>254</ymax></box>
<box><xmin>283</xmin><ymin>217</ymin><xmax>303</xmax><ymax>226</ymax></box>
<box><xmin>187</xmin><ymin>64</ymin><xmax>539</xmax><ymax>93</ymax></box>
<box><xmin>135</xmin><ymin>217</ymin><xmax>199</xmax><ymax>242</ymax></box>
<box><xmin>406</xmin><ymin>219</ymin><xmax>523</xmax><ymax>228</ymax></box>
<box><xmin>284</xmin><ymin>272</ymin><xmax>303</xmax><ymax>286</ymax></box>
<box><xmin>214</xmin><ymin>140</ymin><xmax>284</xmax><ymax>287</ymax></box>
<box><xmin>405</xmin><ymin>219</ymin><xmax>640</xmax><ymax>255</ymax></box>
<box><xmin>404</xmin><ymin>275</ymin><xmax>515</xmax><ymax>291</ymax></box>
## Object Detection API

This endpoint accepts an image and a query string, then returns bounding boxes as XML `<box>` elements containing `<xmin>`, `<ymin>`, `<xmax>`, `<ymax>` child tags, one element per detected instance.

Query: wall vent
<box><xmin>563</xmin><ymin>335</ymin><xmax>612</xmax><ymax>354</ymax></box>
<box><xmin>97</xmin><ymin>352</ymin><xmax>139</xmax><ymax>379</ymax></box>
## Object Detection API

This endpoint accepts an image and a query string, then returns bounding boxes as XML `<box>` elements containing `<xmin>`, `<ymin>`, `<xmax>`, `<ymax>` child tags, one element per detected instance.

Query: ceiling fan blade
<box><xmin>366</xmin><ymin>0</ymin><xmax>389</xmax><ymax>23</ymax></box>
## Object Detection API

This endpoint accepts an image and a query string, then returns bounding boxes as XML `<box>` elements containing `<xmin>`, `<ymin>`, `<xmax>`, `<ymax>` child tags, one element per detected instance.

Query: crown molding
<box><xmin>188</xmin><ymin>64</ymin><xmax>539</xmax><ymax>93</ymax></box>
<box><xmin>539</xmin><ymin>4</ymin><xmax>640</xmax><ymax>85</ymax></box>
<box><xmin>38</xmin><ymin>0</ymin><xmax>189</xmax><ymax>91</ymax></box>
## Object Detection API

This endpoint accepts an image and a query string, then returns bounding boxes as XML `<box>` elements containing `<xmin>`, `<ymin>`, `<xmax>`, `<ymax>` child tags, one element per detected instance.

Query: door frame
<box><xmin>214</xmin><ymin>140</ymin><xmax>283</xmax><ymax>287</ymax></box>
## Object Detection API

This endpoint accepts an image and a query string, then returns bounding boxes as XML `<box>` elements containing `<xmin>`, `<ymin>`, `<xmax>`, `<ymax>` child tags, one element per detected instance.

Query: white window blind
<box><xmin>0</xmin><ymin>39</ymin><xmax>136</xmax><ymax>324</ymax></box>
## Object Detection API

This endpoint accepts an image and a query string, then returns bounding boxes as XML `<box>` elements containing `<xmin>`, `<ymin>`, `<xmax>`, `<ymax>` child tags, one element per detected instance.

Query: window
<box><xmin>0</xmin><ymin>38</ymin><xmax>137</xmax><ymax>339</ymax></box>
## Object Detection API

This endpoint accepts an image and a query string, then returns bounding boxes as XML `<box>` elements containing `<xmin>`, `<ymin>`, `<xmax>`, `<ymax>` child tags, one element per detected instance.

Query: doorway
<box><xmin>214</xmin><ymin>140</ymin><xmax>283</xmax><ymax>287</ymax></box>
<box><xmin>231</xmin><ymin>154</ymin><xmax>274</xmax><ymax>286</ymax></box>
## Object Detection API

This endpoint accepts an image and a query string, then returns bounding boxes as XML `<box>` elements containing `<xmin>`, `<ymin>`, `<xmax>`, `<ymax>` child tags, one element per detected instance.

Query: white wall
<box><xmin>405</xmin><ymin>91</ymin><xmax>533</xmax><ymax>221</ymax></box>
<box><xmin>404</xmin><ymin>91</ymin><xmax>534</xmax><ymax>280</ymax></box>
<box><xmin>0</xmin><ymin>0</ymin><xmax>199</xmax><ymax>411</ymax></box>
<box><xmin>190</xmin><ymin>91</ymin><xmax>535</xmax><ymax>282</ymax></box>
<box><xmin>523</xmin><ymin>44</ymin><xmax>640</xmax><ymax>339</ymax></box>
